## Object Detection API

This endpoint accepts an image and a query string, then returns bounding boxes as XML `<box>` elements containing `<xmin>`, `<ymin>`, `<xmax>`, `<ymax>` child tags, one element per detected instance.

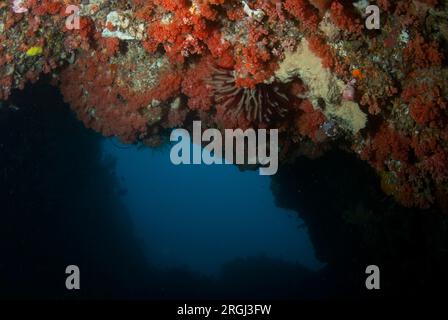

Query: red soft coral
<box><xmin>284</xmin><ymin>0</ymin><xmax>320</xmax><ymax>31</ymax></box>
<box><xmin>297</xmin><ymin>100</ymin><xmax>326</xmax><ymax>142</ymax></box>
<box><xmin>403</xmin><ymin>33</ymin><xmax>443</xmax><ymax>69</ymax></box>
<box><xmin>182</xmin><ymin>56</ymin><xmax>215</xmax><ymax>111</ymax></box>
<box><xmin>330</xmin><ymin>1</ymin><xmax>362</xmax><ymax>34</ymax></box>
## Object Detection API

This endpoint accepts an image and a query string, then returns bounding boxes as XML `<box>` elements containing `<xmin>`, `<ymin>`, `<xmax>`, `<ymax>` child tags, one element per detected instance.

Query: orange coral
<box><xmin>284</xmin><ymin>0</ymin><xmax>320</xmax><ymax>31</ymax></box>
<box><xmin>330</xmin><ymin>1</ymin><xmax>362</xmax><ymax>34</ymax></box>
<box><xmin>307</xmin><ymin>35</ymin><xmax>336</xmax><ymax>69</ymax></box>
<box><xmin>403</xmin><ymin>33</ymin><xmax>443</xmax><ymax>69</ymax></box>
<box><xmin>297</xmin><ymin>100</ymin><xmax>326</xmax><ymax>142</ymax></box>
<box><xmin>182</xmin><ymin>57</ymin><xmax>215</xmax><ymax>111</ymax></box>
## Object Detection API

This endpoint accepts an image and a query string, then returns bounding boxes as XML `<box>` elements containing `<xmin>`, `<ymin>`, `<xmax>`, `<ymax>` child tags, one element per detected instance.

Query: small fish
<box><xmin>26</xmin><ymin>46</ymin><xmax>43</xmax><ymax>57</ymax></box>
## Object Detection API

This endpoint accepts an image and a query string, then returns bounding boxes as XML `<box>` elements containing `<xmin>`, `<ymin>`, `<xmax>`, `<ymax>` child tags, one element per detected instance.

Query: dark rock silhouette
<box><xmin>272</xmin><ymin>151</ymin><xmax>448</xmax><ymax>299</ymax></box>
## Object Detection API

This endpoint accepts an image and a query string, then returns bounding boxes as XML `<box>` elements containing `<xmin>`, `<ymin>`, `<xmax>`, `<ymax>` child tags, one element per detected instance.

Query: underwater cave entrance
<box><xmin>102</xmin><ymin>133</ymin><xmax>325</xmax><ymax>277</ymax></box>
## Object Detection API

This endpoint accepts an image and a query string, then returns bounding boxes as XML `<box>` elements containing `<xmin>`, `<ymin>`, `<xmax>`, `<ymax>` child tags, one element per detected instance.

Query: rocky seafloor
<box><xmin>1</xmin><ymin>0</ymin><xmax>448</xmax><ymax>212</ymax></box>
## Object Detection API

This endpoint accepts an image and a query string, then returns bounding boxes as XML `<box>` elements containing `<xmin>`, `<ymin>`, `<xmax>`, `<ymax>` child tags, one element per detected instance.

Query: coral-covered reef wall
<box><xmin>1</xmin><ymin>0</ymin><xmax>447</xmax><ymax>211</ymax></box>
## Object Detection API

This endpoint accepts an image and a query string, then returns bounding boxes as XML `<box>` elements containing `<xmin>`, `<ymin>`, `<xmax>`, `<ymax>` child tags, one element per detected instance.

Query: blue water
<box><xmin>102</xmin><ymin>135</ymin><xmax>324</xmax><ymax>276</ymax></box>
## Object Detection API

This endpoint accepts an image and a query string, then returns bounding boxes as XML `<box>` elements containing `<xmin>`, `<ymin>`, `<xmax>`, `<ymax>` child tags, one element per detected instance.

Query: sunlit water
<box><xmin>102</xmin><ymin>134</ymin><xmax>324</xmax><ymax>276</ymax></box>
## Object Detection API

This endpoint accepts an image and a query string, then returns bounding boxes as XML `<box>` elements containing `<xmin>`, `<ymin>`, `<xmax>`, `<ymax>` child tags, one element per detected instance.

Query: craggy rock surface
<box><xmin>1</xmin><ymin>0</ymin><xmax>447</xmax><ymax>211</ymax></box>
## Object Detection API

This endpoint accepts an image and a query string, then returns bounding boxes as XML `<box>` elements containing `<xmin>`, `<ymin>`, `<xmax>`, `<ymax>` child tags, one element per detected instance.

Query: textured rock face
<box><xmin>1</xmin><ymin>0</ymin><xmax>447</xmax><ymax>211</ymax></box>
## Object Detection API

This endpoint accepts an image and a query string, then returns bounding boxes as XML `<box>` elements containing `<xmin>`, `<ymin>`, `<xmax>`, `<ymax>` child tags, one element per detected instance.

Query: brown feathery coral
<box><xmin>207</xmin><ymin>66</ymin><xmax>290</xmax><ymax>125</ymax></box>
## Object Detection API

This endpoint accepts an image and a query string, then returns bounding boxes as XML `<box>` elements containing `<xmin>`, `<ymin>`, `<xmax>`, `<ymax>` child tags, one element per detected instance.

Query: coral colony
<box><xmin>0</xmin><ymin>1</ymin><xmax>447</xmax><ymax>210</ymax></box>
